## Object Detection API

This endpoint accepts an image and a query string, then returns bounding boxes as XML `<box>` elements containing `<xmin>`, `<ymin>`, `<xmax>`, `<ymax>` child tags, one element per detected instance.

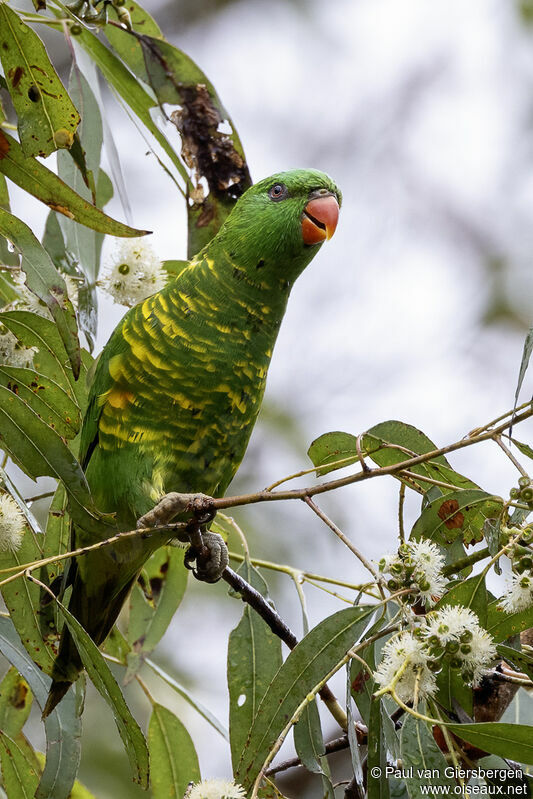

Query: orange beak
<box><xmin>301</xmin><ymin>195</ymin><xmax>339</xmax><ymax>245</ymax></box>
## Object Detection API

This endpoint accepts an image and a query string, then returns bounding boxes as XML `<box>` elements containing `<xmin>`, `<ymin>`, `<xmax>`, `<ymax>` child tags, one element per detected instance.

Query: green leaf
<box><xmin>497</xmin><ymin>644</ymin><xmax>533</xmax><ymax>681</ymax></box>
<box><xmin>0</xmin><ymin>382</ymin><xmax>100</xmax><ymax>531</ymax></box>
<box><xmin>0</xmin><ymin>311</ymin><xmax>83</xmax><ymax>406</ymax></box>
<box><xmin>399</xmin><ymin>716</ymin><xmax>455</xmax><ymax>798</ymax></box>
<box><xmin>0</xmin><ymin>518</ymin><xmax>58</xmax><ymax>675</ymax></box>
<box><xmin>0</xmin><ymin>731</ymin><xmax>39</xmax><ymax>799</ymax></box>
<box><xmin>510</xmin><ymin>437</ymin><xmax>533</xmax><ymax>462</ymax></box>
<box><xmin>487</xmin><ymin>599</ymin><xmax>533</xmax><ymax>642</ymax></box>
<box><xmin>56</xmin><ymin>62</ymin><xmax>104</xmax><ymax>348</ymax></box>
<box><xmin>228</xmin><ymin>560</ymin><xmax>282</xmax><ymax>773</ymax></box>
<box><xmin>0</xmin><ymin>616</ymin><xmax>82</xmax><ymax>799</ymax></box>
<box><xmin>410</xmin><ymin>490</ymin><xmax>503</xmax><ymax>548</ymax></box>
<box><xmin>76</xmin><ymin>27</ymin><xmax>190</xmax><ymax>187</ymax></box>
<box><xmin>125</xmin><ymin>546</ymin><xmax>187</xmax><ymax>682</ymax></box>
<box><xmin>54</xmin><ymin>595</ymin><xmax>150</xmax><ymax>788</ymax></box>
<box><xmin>0</xmin><ymin>667</ymin><xmax>33</xmax><ymax>738</ymax></box>
<box><xmin>307</xmin><ymin>431</ymin><xmax>359</xmax><ymax>476</ymax></box>
<box><xmin>293</xmin><ymin>699</ymin><xmax>335</xmax><ymax>798</ymax></box>
<box><xmin>0</xmin><ymin>130</ymin><xmax>147</xmax><ymax>237</ymax></box>
<box><xmin>367</xmin><ymin>701</ymin><xmax>390</xmax><ymax>799</ymax></box>
<box><xmin>148</xmin><ymin>703</ymin><xmax>200</xmax><ymax>799</ymax></box>
<box><xmin>0</xmin><ymin>170</ymin><xmax>19</xmax><ymax>268</ymax></box>
<box><xmin>514</xmin><ymin>328</ymin><xmax>533</xmax><ymax>407</ymax></box>
<box><xmin>41</xmin><ymin>485</ymin><xmax>70</xmax><ymax>633</ymax></box>
<box><xmin>0</xmin><ymin>365</ymin><xmax>81</xmax><ymax>439</ymax></box>
<box><xmin>435</xmin><ymin>574</ymin><xmax>488</xmax><ymax>624</ymax></box>
<box><xmin>235</xmin><ymin>605</ymin><xmax>373</xmax><ymax>789</ymax></box>
<box><xmin>0</xmin><ymin>208</ymin><xmax>80</xmax><ymax>378</ymax></box>
<box><xmin>362</xmin><ymin>420</ymin><xmax>478</xmax><ymax>495</ymax></box>
<box><xmin>0</xmin><ymin>5</ymin><xmax>79</xmax><ymax>158</ymax></box>
<box><xmin>104</xmin><ymin>1</ymin><xmax>163</xmax><ymax>80</ymax></box>
<box><xmin>447</xmin><ymin>722</ymin><xmax>533</xmax><ymax>764</ymax></box>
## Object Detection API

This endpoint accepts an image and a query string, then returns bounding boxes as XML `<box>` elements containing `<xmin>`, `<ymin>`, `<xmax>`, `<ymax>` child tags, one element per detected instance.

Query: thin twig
<box><xmin>304</xmin><ymin>497</ymin><xmax>384</xmax><ymax>597</ymax></box>
<box><xmin>493</xmin><ymin>436</ymin><xmax>529</xmax><ymax>477</ymax></box>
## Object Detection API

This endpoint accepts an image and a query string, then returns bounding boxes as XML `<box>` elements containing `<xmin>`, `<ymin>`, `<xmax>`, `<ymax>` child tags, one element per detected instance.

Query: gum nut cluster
<box><xmin>422</xmin><ymin>605</ymin><xmax>496</xmax><ymax>686</ymax></box>
<box><xmin>186</xmin><ymin>779</ymin><xmax>246</xmax><ymax>799</ymax></box>
<box><xmin>510</xmin><ymin>476</ymin><xmax>533</xmax><ymax>507</ymax></box>
<box><xmin>100</xmin><ymin>237</ymin><xmax>166</xmax><ymax>306</ymax></box>
<box><xmin>374</xmin><ymin>606</ymin><xmax>497</xmax><ymax>705</ymax></box>
<box><xmin>0</xmin><ymin>493</ymin><xmax>26</xmax><ymax>553</ymax></box>
<box><xmin>377</xmin><ymin>539</ymin><xmax>446</xmax><ymax>605</ymax></box>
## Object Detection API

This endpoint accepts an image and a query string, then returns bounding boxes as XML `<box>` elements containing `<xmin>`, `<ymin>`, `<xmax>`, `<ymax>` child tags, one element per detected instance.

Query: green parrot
<box><xmin>43</xmin><ymin>168</ymin><xmax>341</xmax><ymax>716</ymax></box>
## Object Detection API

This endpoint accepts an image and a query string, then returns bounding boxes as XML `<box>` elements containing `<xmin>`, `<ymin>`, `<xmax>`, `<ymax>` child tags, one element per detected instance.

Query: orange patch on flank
<box><xmin>107</xmin><ymin>389</ymin><xmax>134</xmax><ymax>409</ymax></box>
<box><xmin>437</xmin><ymin>498</ymin><xmax>464</xmax><ymax>530</ymax></box>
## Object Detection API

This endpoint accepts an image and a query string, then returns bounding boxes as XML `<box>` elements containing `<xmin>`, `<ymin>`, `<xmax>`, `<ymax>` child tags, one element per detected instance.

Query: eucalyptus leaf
<box><xmin>236</xmin><ymin>605</ymin><xmax>374</xmax><ymax>789</ymax></box>
<box><xmin>0</xmin><ymin>131</ymin><xmax>146</xmax><ymax>238</ymax></box>
<box><xmin>0</xmin><ymin>208</ymin><xmax>80</xmax><ymax>377</ymax></box>
<box><xmin>148</xmin><ymin>704</ymin><xmax>200</xmax><ymax>799</ymax></box>
<box><xmin>0</xmin><ymin>616</ymin><xmax>82</xmax><ymax>799</ymax></box>
<box><xmin>0</xmin><ymin>5</ymin><xmax>79</xmax><ymax>158</ymax></box>
<box><xmin>228</xmin><ymin>559</ymin><xmax>282</xmax><ymax>772</ymax></box>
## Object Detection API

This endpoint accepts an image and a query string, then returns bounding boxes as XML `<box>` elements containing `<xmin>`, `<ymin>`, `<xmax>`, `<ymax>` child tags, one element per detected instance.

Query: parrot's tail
<box><xmin>42</xmin><ymin>679</ymin><xmax>73</xmax><ymax>718</ymax></box>
<box><xmin>42</xmin><ymin>623</ymin><xmax>83</xmax><ymax>718</ymax></box>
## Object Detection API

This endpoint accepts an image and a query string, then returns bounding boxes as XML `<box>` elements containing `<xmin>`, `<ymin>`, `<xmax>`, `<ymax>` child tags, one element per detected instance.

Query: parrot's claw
<box><xmin>136</xmin><ymin>492</ymin><xmax>216</xmax><ymax>531</ymax></box>
<box><xmin>184</xmin><ymin>531</ymin><xmax>229</xmax><ymax>583</ymax></box>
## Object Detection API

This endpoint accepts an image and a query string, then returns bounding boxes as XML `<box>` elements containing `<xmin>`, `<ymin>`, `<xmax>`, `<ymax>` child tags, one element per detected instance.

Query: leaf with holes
<box><xmin>134</xmin><ymin>32</ymin><xmax>252</xmax><ymax>256</ymax></box>
<box><xmin>236</xmin><ymin>605</ymin><xmax>373</xmax><ymax>790</ymax></box>
<box><xmin>0</xmin><ymin>5</ymin><xmax>79</xmax><ymax>157</ymax></box>
<box><xmin>228</xmin><ymin>559</ymin><xmax>282</xmax><ymax>773</ymax></box>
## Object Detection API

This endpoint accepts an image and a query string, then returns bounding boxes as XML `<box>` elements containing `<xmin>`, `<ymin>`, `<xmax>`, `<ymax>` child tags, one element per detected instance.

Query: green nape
<box><xmin>43</xmin><ymin>168</ymin><xmax>341</xmax><ymax>716</ymax></box>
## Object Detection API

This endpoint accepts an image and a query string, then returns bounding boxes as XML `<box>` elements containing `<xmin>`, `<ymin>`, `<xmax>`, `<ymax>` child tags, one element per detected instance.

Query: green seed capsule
<box><xmin>510</xmin><ymin>488</ymin><xmax>519</xmax><ymax>498</ymax></box>
<box><xmin>519</xmin><ymin>476</ymin><xmax>531</xmax><ymax>488</ymax></box>
<box><xmin>460</xmin><ymin>630</ymin><xmax>473</xmax><ymax>643</ymax></box>
<box><xmin>449</xmin><ymin>656</ymin><xmax>463</xmax><ymax>670</ymax></box>
<box><xmin>446</xmin><ymin>640</ymin><xmax>460</xmax><ymax>654</ymax></box>
<box><xmin>521</xmin><ymin>487</ymin><xmax>533</xmax><ymax>502</ymax></box>
<box><xmin>460</xmin><ymin>643</ymin><xmax>472</xmax><ymax>654</ymax></box>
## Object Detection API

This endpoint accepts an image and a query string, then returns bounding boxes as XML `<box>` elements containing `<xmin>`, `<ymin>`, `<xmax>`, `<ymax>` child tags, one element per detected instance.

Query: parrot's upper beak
<box><xmin>301</xmin><ymin>194</ymin><xmax>340</xmax><ymax>245</ymax></box>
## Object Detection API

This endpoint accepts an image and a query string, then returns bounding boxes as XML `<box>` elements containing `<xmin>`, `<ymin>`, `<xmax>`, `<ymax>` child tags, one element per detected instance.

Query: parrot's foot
<box><xmin>136</xmin><ymin>492</ymin><xmax>215</xmax><ymax>531</ymax></box>
<box><xmin>184</xmin><ymin>530</ymin><xmax>229</xmax><ymax>583</ymax></box>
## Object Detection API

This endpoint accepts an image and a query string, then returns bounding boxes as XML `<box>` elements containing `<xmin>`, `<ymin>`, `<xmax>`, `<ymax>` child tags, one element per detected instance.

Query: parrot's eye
<box><xmin>268</xmin><ymin>183</ymin><xmax>288</xmax><ymax>202</ymax></box>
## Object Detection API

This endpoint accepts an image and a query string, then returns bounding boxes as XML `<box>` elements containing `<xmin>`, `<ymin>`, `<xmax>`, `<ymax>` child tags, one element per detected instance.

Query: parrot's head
<box><xmin>217</xmin><ymin>168</ymin><xmax>341</xmax><ymax>286</ymax></box>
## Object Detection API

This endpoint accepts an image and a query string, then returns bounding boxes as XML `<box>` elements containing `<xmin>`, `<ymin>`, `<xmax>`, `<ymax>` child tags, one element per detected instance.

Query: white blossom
<box><xmin>499</xmin><ymin>570</ymin><xmax>533</xmax><ymax>613</ymax></box>
<box><xmin>424</xmin><ymin>605</ymin><xmax>479</xmax><ymax>643</ymax></box>
<box><xmin>0</xmin><ymin>493</ymin><xmax>26</xmax><ymax>553</ymax></box>
<box><xmin>376</xmin><ymin>538</ymin><xmax>446</xmax><ymax>605</ymax></box>
<box><xmin>374</xmin><ymin>631</ymin><xmax>437</xmax><ymax>704</ymax></box>
<box><xmin>11</xmin><ymin>269</ymin><xmax>79</xmax><ymax>317</ymax></box>
<box><xmin>0</xmin><ymin>327</ymin><xmax>37</xmax><ymax>368</ymax></box>
<box><xmin>424</xmin><ymin>605</ymin><xmax>496</xmax><ymax>687</ymax></box>
<box><xmin>462</xmin><ymin>625</ymin><xmax>498</xmax><ymax>687</ymax></box>
<box><xmin>100</xmin><ymin>237</ymin><xmax>166</xmax><ymax>306</ymax></box>
<box><xmin>186</xmin><ymin>778</ymin><xmax>246</xmax><ymax>799</ymax></box>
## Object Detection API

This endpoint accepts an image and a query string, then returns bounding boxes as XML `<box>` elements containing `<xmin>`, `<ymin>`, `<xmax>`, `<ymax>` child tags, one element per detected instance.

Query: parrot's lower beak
<box><xmin>301</xmin><ymin>195</ymin><xmax>339</xmax><ymax>245</ymax></box>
